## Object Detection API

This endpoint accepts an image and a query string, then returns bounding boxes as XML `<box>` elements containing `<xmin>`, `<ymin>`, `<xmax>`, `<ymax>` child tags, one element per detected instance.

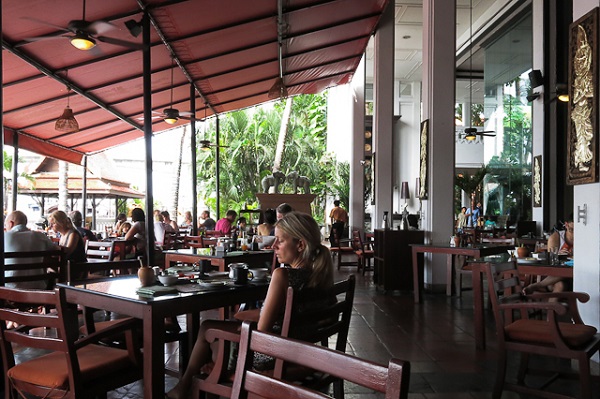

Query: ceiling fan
<box><xmin>21</xmin><ymin>0</ymin><xmax>143</xmax><ymax>51</ymax></box>
<box><xmin>139</xmin><ymin>59</ymin><xmax>200</xmax><ymax>125</ymax></box>
<box><xmin>461</xmin><ymin>0</ymin><xmax>495</xmax><ymax>142</ymax></box>
<box><xmin>463</xmin><ymin>127</ymin><xmax>496</xmax><ymax>141</ymax></box>
<box><xmin>199</xmin><ymin>140</ymin><xmax>229</xmax><ymax>150</ymax></box>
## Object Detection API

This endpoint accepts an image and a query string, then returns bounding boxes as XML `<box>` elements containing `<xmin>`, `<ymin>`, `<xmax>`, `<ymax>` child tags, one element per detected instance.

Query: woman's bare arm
<box><xmin>257</xmin><ymin>267</ymin><xmax>289</xmax><ymax>332</ymax></box>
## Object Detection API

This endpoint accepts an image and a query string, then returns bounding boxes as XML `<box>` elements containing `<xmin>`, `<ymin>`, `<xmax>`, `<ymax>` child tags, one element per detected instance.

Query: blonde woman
<box><xmin>167</xmin><ymin>211</ymin><xmax>334</xmax><ymax>399</ymax></box>
<box><xmin>49</xmin><ymin>210</ymin><xmax>87</xmax><ymax>264</ymax></box>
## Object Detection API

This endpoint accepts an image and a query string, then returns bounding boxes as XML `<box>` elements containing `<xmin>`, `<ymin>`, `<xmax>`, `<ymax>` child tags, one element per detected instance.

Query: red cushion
<box><xmin>7</xmin><ymin>345</ymin><xmax>136</xmax><ymax>389</ymax></box>
<box><xmin>505</xmin><ymin>319</ymin><xmax>597</xmax><ymax>347</ymax></box>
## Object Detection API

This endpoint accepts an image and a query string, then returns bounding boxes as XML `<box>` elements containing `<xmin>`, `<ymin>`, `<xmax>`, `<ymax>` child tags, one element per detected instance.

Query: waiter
<box><xmin>329</xmin><ymin>200</ymin><xmax>349</xmax><ymax>246</ymax></box>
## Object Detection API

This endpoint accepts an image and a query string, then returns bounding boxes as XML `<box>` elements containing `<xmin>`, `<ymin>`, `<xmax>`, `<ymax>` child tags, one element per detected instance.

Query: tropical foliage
<box><xmin>455</xmin><ymin>80</ymin><xmax>533</xmax><ymax>223</ymax></box>
<box><xmin>485</xmin><ymin>90</ymin><xmax>533</xmax><ymax>222</ymax></box>
<box><xmin>195</xmin><ymin>93</ymin><xmax>346</xmax><ymax>224</ymax></box>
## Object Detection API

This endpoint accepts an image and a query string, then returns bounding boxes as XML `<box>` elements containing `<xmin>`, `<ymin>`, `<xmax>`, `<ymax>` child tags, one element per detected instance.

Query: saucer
<box><xmin>198</xmin><ymin>281</ymin><xmax>228</xmax><ymax>290</ymax></box>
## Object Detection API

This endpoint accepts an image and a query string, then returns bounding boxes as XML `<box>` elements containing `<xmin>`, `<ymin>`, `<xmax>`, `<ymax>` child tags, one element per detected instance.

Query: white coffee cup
<box><xmin>251</xmin><ymin>268</ymin><xmax>270</xmax><ymax>281</ymax></box>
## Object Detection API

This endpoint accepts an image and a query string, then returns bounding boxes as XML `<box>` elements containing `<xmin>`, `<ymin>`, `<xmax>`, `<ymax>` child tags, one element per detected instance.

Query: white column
<box><xmin>373</xmin><ymin>0</ymin><xmax>394</xmax><ymax>228</ymax></box>
<box><xmin>422</xmin><ymin>0</ymin><xmax>457</xmax><ymax>288</ymax></box>
<box><xmin>350</xmin><ymin>56</ymin><xmax>366</xmax><ymax>232</ymax></box>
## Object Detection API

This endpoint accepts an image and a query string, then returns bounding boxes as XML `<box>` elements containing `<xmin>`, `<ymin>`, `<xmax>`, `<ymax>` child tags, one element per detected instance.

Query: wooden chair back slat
<box><xmin>3</xmin><ymin>249</ymin><xmax>66</xmax><ymax>287</ymax></box>
<box><xmin>231</xmin><ymin>321</ymin><xmax>410</xmax><ymax>399</ymax></box>
<box><xmin>183</xmin><ymin>235</ymin><xmax>204</xmax><ymax>248</ymax></box>
<box><xmin>85</xmin><ymin>241</ymin><xmax>115</xmax><ymax>261</ymax></box>
<box><xmin>67</xmin><ymin>259</ymin><xmax>143</xmax><ymax>284</ymax></box>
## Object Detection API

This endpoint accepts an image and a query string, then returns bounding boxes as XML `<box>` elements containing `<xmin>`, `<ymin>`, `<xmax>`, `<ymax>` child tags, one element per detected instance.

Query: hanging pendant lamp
<box><xmin>268</xmin><ymin>0</ymin><xmax>288</xmax><ymax>99</ymax></box>
<box><xmin>55</xmin><ymin>76</ymin><xmax>79</xmax><ymax>133</ymax></box>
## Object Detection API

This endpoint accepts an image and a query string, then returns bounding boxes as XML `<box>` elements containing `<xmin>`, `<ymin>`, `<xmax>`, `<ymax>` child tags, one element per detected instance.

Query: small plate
<box><xmin>198</xmin><ymin>281</ymin><xmax>228</xmax><ymax>290</ymax></box>
<box><xmin>517</xmin><ymin>258</ymin><xmax>541</xmax><ymax>264</ymax></box>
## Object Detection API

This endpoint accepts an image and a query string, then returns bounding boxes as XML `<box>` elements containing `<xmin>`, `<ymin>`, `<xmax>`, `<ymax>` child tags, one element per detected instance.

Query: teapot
<box><xmin>228</xmin><ymin>263</ymin><xmax>253</xmax><ymax>284</ymax></box>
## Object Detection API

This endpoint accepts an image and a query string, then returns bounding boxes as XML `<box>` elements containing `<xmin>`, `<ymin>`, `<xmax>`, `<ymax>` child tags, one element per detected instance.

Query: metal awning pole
<box><xmin>11</xmin><ymin>133</ymin><xmax>18</xmax><ymax>211</ymax></box>
<box><xmin>1</xmin><ymin>0</ymin><xmax>5</xmax><ymax>285</ymax></box>
<box><xmin>142</xmin><ymin>11</ymin><xmax>155</xmax><ymax>265</ymax></box>
<box><xmin>82</xmin><ymin>155</ymin><xmax>87</xmax><ymax>227</ymax></box>
<box><xmin>216</xmin><ymin>115</ymin><xmax>220</xmax><ymax>220</ymax></box>
<box><xmin>190</xmin><ymin>84</ymin><xmax>198</xmax><ymax>235</ymax></box>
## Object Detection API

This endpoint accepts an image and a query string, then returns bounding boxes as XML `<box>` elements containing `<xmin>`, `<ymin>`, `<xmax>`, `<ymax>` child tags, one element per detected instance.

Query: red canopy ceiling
<box><xmin>2</xmin><ymin>0</ymin><xmax>389</xmax><ymax>164</ymax></box>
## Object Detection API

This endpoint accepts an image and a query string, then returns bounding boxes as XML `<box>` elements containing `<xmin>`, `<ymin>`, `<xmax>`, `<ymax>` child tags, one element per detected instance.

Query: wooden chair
<box><xmin>162</xmin><ymin>231</ymin><xmax>177</xmax><ymax>249</ymax></box>
<box><xmin>2</xmin><ymin>249</ymin><xmax>66</xmax><ymax>288</ymax></box>
<box><xmin>329</xmin><ymin>229</ymin><xmax>355</xmax><ymax>270</ymax></box>
<box><xmin>230</xmin><ymin>320</ymin><xmax>410</xmax><ymax>399</ymax></box>
<box><xmin>482</xmin><ymin>261</ymin><xmax>600</xmax><ymax>399</ymax></box>
<box><xmin>0</xmin><ymin>286</ymin><xmax>143</xmax><ymax>399</ymax></box>
<box><xmin>184</xmin><ymin>235</ymin><xmax>204</xmax><ymax>248</ymax></box>
<box><xmin>193</xmin><ymin>275</ymin><xmax>356</xmax><ymax>399</ymax></box>
<box><xmin>85</xmin><ymin>240</ymin><xmax>116</xmax><ymax>262</ymax></box>
<box><xmin>455</xmin><ymin>239</ymin><xmax>515</xmax><ymax>296</ymax></box>
<box><xmin>352</xmin><ymin>229</ymin><xmax>374</xmax><ymax>275</ymax></box>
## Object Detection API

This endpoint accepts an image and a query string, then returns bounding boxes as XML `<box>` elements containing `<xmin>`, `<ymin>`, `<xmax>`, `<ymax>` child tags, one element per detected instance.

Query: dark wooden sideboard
<box><xmin>374</xmin><ymin>229</ymin><xmax>424</xmax><ymax>292</ymax></box>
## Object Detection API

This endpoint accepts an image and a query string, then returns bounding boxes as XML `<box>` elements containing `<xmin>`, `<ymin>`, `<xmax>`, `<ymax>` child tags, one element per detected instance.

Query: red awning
<box><xmin>2</xmin><ymin>0</ymin><xmax>389</xmax><ymax>164</ymax></box>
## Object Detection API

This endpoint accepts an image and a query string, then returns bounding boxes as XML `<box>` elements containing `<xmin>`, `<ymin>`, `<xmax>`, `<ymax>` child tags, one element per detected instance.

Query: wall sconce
<box><xmin>529</xmin><ymin>69</ymin><xmax>544</xmax><ymax>88</ymax></box>
<box><xmin>556</xmin><ymin>84</ymin><xmax>569</xmax><ymax>102</ymax></box>
<box><xmin>526</xmin><ymin>92</ymin><xmax>541</xmax><ymax>102</ymax></box>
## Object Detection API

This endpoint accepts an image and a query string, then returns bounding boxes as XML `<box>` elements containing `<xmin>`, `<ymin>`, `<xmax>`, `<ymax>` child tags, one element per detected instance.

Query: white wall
<box><xmin>396</xmin><ymin>81</ymin><xmax>423</xmax><ymax>215</ymax></box>
<box><xmin>573</xmin><ymin>0</ymin><xmax>600</xmax><ymax>360</ymax></box>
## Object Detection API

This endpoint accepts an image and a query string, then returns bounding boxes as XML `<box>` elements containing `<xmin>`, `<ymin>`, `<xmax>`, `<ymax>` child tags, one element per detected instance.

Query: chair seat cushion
<box><xmin>330</xmin><ymin>247</ymin><xmax>354</xmax><ymax>252</ymax></box>
<box><xmin>505</xmin><ymin>319</ymin><xmax>598</xmax><ymax>347</ymax></box>
<box><xmin>7</xmin><ymin>344</ymin><xmax>136</xmax><ymax>389</ymax></box>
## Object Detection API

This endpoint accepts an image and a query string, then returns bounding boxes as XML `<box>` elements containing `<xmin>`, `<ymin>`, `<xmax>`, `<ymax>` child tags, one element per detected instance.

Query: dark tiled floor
<box><xmin>11</xmin><ymin>259</ymin><xmax>599</xmax><ymax>398</ymax></box>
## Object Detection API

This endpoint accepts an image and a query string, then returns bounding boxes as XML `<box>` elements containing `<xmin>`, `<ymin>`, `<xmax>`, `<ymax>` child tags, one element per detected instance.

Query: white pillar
<box><xmin>373</xmin><ymin>0</ymin><xmax>395</xmax><ymax>228</ymax></box>
<box><xmin>350</xmin><ymin>56</ymin><xmax>366</xmax><ymax>233</ymax></box>
<box><xmin>422</xmin><ymin>0</ymin><xmax>457</xmax><ymax>288</ymax></box>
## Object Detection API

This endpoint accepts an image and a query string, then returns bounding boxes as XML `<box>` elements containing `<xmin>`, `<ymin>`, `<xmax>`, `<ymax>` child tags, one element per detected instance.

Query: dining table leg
<box><xmin>412</xmin><ymin>248</ymin><xmax>421</xmax><ymax>303</ymax></box>
<box><xmin>143</xmin><ymin>312</ymin><xmax>166</xmax><ymax>398</ymax></box>
<box><xmin>446</xmin><ymin>254</ymin><xmax>454</xmax><ymax>296</ymax></box>
<box><xmin>472</xmin><ymin>262</ymin><xmax>486</xmax><ymax>350</ymax></box>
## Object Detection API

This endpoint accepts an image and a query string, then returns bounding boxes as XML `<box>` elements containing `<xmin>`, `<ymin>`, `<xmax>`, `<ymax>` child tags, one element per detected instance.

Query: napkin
<box><xmin>136</xmin><ymin>285</ymin><xmax>178</xmax><ymax>297</ymax></box>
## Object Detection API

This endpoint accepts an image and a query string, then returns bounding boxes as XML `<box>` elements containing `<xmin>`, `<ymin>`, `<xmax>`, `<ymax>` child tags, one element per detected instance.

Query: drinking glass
<box><xmin>548</xmin><ymin>247</ymin><xmax>559</xmax><ymax>265</ymax></box>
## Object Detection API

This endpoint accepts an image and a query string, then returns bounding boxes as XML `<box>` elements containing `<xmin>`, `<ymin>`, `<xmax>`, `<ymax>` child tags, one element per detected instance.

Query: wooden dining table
<box><xmin>58</xmin><ymin>276</ymin><xmax>269</xmax><ymax>398</ymax></box>
<box><xmin>470</xmin><ymin>257</ymin><xmax>573</xmax><ymax>349</ymax></box>
<box><xmin>164</xmin><ymin>248</ymin><xmax>274</xmax><ymax>272</ymax></box>
<box><xmin>410</xmin><ymin>243</ymin><xmax>515</xmax><ymax>303</ymax></box>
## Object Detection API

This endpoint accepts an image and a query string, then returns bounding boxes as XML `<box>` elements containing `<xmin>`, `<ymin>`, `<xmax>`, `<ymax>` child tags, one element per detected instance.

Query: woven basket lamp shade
<box><xmin>55</xmin><ymin>105</ymin><xmax>79</xmax><ymax>133</ymax></box>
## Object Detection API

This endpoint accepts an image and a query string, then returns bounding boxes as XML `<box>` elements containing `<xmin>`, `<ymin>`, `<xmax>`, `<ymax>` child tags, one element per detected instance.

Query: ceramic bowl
<box><xmin>158</xmin><ymin>274</ymin><xmax>178</xmax><ymax>286</ymax></box>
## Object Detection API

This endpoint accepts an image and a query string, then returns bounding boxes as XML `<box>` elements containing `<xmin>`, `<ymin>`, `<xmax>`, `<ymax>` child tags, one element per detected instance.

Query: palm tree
<box><xmin>170</xmin><ymin>126</ymin><xmax>187</xmax><ymax>223</ymax></box>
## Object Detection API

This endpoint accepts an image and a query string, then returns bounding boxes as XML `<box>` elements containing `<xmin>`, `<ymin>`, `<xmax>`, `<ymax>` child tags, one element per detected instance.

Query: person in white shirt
<box><xmin>4</xmin><ymin>210</ymin><xmax>59</xmax><ymax>289</ymax></box>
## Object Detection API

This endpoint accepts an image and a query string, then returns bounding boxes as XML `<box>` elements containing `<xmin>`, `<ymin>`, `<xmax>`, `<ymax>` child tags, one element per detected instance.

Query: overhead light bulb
<box><xmin>164</xmin><ymin>117</ymin><xmax>178</xmax><ymax>125</ymax></box>
<box><xmin>465</xmin><ymin>133</ymin><xmax>477</xmax><ymax>141</ymax></box>
<box><xmin>70</xmin><ymin>34</ymin><xmax>96</xmax><ymax>50</ymax></box>
<box><xmin>557</xmin><ymin>93</ymin><xmax>569</xmax><ymax>102</ymax></box>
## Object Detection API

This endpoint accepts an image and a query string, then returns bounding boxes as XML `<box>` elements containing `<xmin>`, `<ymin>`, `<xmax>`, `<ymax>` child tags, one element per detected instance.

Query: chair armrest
<box><xmin>525</xmin><ymin>291</ymin><xmax>589</xmax><ymax>323</ymax></box>
<box><xmin>205</xmin><ymin>327</ymin><xmax>241</xmax><ymax>344</ymax></box>
<box><xmin>526</xmin><ymin>291</ymin><xmax>589</xmax><ymax>303</ymax></box>
<box><xmin>74</xmin><ymin>317</ymin><xmax>141</xmax><ymax>348</ymax></box>
<box><xmin>197</xmin><ymin>327</ymin><xmax>242</xmax><ymax>386</ymax></box>
<box><xmin>498</xmin><ymin>300</ymin><xmax>567</xmax><ymax>316</ymax></box>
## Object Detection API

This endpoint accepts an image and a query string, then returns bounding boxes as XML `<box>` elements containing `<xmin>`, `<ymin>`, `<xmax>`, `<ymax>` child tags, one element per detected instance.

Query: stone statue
<box><xmin>261</xmin><ymin>171</ymin><xmax>286</xmax><ymax>193</ymax></box>
<box><xmin>286</xmin><ymin>171</ymin><xmax>311</xmax><ymax>194</ymax></box>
